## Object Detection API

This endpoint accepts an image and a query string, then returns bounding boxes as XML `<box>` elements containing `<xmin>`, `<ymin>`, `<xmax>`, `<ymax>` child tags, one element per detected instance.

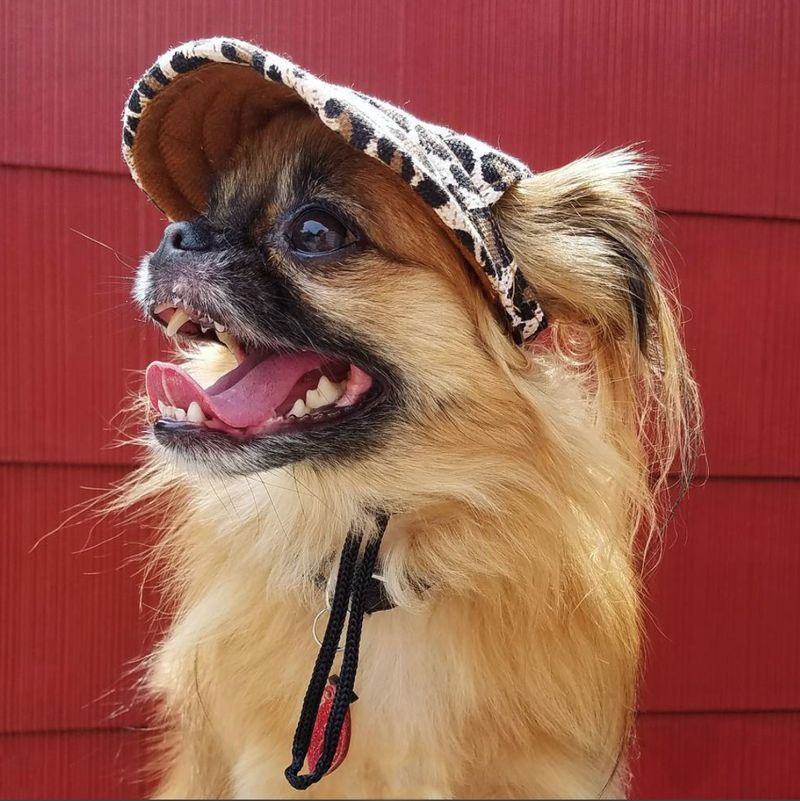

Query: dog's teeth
<box><xmin>305</xmin><ymin>388</ymin><xmax>326</xmax><ymax>411</ymax></box>
<box><xmin>213</xmin><ymin>321</ymin><xmax>226</xmax><ymax>332</ymax></box>
<box><xmin>200</xmin><ymin>324</ymin><xmax>211</xmax><ymax>333</ymax></box>
<box><xmin>289</xmin><ymin>398</ymin><xmax>308</xmax><ymax>418</ymax></box>
<box><xmin>157</xmin><ymin>400</ymin><xmax>167</xmax><ymax>416</ymax></box>
<box><xmin>173</xmin><ymin>406</ymin><xmax>187</xmax><ymax>421</ymax></box>
<box><xmin>166</xmin><ymin>308</ymin><xmax>190</xmax><ymax>337</ymax></box>
<box><xmin>217</xmin><ymin>332</ymin><xmax>237</xmax><ymax>353</ymax></box>
<box><xmin>186</xmin><ymin>401</ymin><xmax>205</xmax><ymax>423</ymax></box>
<box><xmin>317</xmin><ymin>375</ymin><xmax>344</xmax><ymax>404</ymax></box>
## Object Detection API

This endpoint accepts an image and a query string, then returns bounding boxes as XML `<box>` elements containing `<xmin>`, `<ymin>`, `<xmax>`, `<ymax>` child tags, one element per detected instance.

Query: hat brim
<box><xmin>123</xmin><ymin>38</ymin><xmax>545</xmax><ymax>343</ymax></box>
<box><xmin>128</xmin><ymin>62</ymin><xmax>303</xmax><ymax>220</ymax></box>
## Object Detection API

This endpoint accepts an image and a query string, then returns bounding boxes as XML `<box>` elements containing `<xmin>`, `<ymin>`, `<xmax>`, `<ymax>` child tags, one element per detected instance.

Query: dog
<box><xmin>117</xmin><ymin>40</ymin><xmax>700</xmax><ymax>799</ymax></box>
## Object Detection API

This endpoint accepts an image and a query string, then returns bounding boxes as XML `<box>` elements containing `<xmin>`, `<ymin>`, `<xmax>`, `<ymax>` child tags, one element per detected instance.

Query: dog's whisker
<box><xmin>70</xmin><ymin>227</ymin><xmax>139</xmax><ymax>269</ymax></box>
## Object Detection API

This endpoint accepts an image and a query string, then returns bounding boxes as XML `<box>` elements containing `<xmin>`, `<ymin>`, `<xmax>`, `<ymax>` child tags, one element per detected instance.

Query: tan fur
<box><xmin>115</xmin><ymin>111</ymin><xmax>700</xmax><ymax>798</ymax></box>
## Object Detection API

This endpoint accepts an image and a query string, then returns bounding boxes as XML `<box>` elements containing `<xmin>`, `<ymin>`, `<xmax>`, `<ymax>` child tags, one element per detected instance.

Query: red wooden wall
<box><xmin>2</xmin><ymin>1</ymin><xmax>798</xmax><ymax>797</ymax></box>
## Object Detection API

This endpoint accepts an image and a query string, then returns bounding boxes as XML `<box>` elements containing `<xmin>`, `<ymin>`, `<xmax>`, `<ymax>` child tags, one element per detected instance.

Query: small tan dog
<box><xmin>117</xmin><ymin>40</ymin><xmax>699</xmax><ymax>799</ymax></box>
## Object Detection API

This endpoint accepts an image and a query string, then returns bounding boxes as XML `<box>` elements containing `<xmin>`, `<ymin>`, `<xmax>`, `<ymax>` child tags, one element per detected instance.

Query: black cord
<box><xmin>285</xmin><ymin>512</ymin><xmax>389</xmax><ymax>790</ymax></box>
<box><xmin>285</xmin><ymin>532</ymin><xmax>360</xmax><ymax>786</ymax></box>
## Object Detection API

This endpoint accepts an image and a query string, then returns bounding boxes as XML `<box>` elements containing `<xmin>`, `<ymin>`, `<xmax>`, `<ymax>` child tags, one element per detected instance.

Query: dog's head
<box><xmin>127</xmin><ymin>42</ymin><xmax>698</xmax><ymax>514</ymax></box>
<box><xmin>136</xmin><ymin>101</ymin><xmax>497</xmax><ymax>477</ymax></box>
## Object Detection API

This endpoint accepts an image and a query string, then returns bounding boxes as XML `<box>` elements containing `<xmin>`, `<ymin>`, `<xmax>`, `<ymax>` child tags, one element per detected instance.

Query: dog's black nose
<box><xmin>160</xmin><ymin>219</ymin><xmax>213</xmax><ymax>255</ymax></box>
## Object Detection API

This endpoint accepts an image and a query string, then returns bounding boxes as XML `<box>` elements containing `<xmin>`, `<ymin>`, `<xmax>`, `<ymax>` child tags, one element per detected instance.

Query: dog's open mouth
<box><xmin>146</xmin><ymin>304</ymin><xmax>376</xmax><ymax>438</ymax></box>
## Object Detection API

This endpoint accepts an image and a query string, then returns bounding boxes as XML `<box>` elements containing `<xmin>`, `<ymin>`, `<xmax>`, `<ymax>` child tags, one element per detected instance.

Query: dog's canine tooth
<box><xmin>157</xmin><ymin>400</ymin><xmax>167</xmax><ymax>416</ymax></box>
<box><xmin>186</xmin><ymin>401</ymin><xmax>205</xmax><ymax>423</ymax></box>
<box><xmin>289</xmin><ymin>398</ymin><xmax>308</xmax><ymax>418</ymax></box>
<box><xmin>305</xmin><ymin>388</ymin><xmax>326</xmax><ymax>411</ymax></box>
<box><xmin>213</xmin><ymin>321</ymin><xmax>226</xmax><ymax>333</ymax></box>
<box><xmin>166</xmin><ymin>308</ymin><xmax>190</xmax><ymax>337</ymax></box>
<box><xmin>317</xmin><ymin>375</ymin><xmax>343</xmax><ymax>404</ymax></box>
<box><xmin>217</xmin><ymin>331</ymin><xmax>238</xmax><ymax>353</ymax></box>
<box><xmin>173</xmin><ymin>407</ymin><xmax>187</xmax><ymax>421</ymax></box>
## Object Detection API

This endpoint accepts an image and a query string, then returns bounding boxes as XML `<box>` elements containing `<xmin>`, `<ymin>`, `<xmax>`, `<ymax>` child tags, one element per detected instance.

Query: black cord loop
<box><xmin>285</xmin><ymin>512</ymin><xmax>389</xmax><ymax>790</ymax></box>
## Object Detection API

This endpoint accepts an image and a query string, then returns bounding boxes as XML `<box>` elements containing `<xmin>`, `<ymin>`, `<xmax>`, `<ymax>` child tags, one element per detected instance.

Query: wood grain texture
<box><xmin>0</xmin><ymin>464</ymin><xmax>157</xmax><ymax>733</ymax></box>
<box><xmin>667</xmin><ymin>213</ymin><xmax>800</xmax><ymax>478</ymax></box>
<box><xmin>632</xmin><ymin>712</ymin><xmax>800</xmax><ymax>799</ymax></box>
<box><xmin>0</xmin><ymin>729</ymin><xmax>151</xmax><ymax>800</ymax></box>
<box><xmin>2</xmin><ymin>0</ymin><xmax>799</xmax><ymax>218</ymax></box>
<box><xmin>0</xmin><ymin>168</ymin><xmax>166</xmax><ymax>466</ymax></box>
<box><xmin>641</xmin><ymin>478</ymin><xmax>800</xmax><ymax>712</ymax></box>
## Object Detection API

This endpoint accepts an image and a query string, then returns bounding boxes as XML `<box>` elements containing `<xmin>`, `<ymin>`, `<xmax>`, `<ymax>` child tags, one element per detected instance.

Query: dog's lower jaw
<box><xmin>144</xmin><ymin>483</ymin><xmax>637</xmax><ymax>800</ymax></box>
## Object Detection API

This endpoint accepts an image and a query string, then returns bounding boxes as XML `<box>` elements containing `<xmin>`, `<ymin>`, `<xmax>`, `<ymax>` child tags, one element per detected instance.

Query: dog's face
<box><xmin>135</xmin><ymin>103</ymin><xmax>500</xmax><ymax>477</ymax></box>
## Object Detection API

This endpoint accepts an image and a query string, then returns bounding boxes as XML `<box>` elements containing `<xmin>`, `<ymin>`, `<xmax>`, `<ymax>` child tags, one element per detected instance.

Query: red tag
<box><xmin>307</xmin><ymin>677</ymin><xmax>352</xmax><ymax>775</ymax></box>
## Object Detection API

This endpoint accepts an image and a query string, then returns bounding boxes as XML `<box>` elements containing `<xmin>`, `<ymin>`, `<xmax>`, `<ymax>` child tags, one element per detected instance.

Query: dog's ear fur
<box><xmin>496</xmin><ymin>149</ymin><xmax>701</xmax><ymax>525</ymax></box>
<box><xmin>497</xmin><ymin>149</ymin><xmax>661</xmax><ymax>353</ymax></box>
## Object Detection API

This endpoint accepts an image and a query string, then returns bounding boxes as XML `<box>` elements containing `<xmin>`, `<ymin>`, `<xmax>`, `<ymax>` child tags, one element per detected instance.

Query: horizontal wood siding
<box><xmin>2</xmin><ymin>1</ymin><xmax>796</xmax><ymax>796</ymax></box>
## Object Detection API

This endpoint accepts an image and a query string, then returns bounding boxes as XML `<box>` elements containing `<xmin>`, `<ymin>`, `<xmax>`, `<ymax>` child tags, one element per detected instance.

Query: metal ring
<box><xmin>312</xmin><ymin>607</ymin><xmax>345</xmax><ymax>652</ymax></box>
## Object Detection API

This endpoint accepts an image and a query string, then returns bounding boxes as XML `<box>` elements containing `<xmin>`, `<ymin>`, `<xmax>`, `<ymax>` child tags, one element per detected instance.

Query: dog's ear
<box><xmin>497</xmin><ymin>149</ymin><xmax>666</xmax><ymax>356</ymax></box>
<box><xmin>495</xmin><ymin>150</ymin><xmax>701</xmax><ymax>507</ymax></box>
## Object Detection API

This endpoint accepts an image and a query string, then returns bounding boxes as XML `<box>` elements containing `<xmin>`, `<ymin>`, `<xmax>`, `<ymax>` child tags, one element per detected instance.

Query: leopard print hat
<box><xmin>122</xmin><ymin>37</ymin><xmax>546</xmax><ymax>344</ymax></box>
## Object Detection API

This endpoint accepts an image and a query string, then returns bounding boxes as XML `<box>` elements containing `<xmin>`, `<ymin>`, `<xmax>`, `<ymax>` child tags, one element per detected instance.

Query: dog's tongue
<box><xmin>146</xmin><ymin>350</ymin><xmax>325</xmax><ymax>429</ymax></box>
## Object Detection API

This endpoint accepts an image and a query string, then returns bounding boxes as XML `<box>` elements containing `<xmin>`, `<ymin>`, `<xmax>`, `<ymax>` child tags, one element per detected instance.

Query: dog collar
<box><xmin>121</xmin><ymin>38</ymin><xmax>546</xmax><ymax>345</ymax></box>
<box><xmin>313</xmin><ymin>568</ymin><xmax>397</xmax><ymax>618</ymax></box>
<box><xmin>362</xmin><ymin>574</ymin><xmax>396</xmax><ymax>614</ymax></box>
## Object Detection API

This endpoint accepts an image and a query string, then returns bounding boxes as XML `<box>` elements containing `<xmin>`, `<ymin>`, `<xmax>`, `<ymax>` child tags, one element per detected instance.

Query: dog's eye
<box><xmin>287</xmin><ymin>208</ymin><xmax>355</xmax><ymax>255</ymax></box>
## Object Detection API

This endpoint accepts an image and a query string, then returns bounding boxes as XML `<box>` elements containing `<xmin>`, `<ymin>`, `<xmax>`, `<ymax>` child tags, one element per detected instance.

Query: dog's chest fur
<box><xmin>151</xmin><ymin>511</ymin><xmax>621</xmax><ymax>800</ymax></box>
